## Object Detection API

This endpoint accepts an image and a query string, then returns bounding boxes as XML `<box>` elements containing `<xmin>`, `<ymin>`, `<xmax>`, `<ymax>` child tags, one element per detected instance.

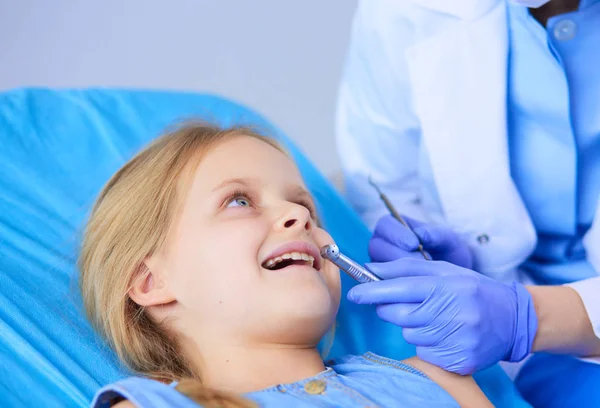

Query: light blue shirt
<box><xmin>92</xmin><ymin>353</ymin><xmax>459</xmax><ymax>407</ymax></box>
<box><xmin>508</xmin><ymin>0</ymin><xmax>600</xmax><ymax>285</ymax></box>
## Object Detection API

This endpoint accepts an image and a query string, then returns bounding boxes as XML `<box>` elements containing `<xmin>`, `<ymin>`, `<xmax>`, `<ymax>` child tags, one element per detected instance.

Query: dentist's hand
<box><xmin>348</xmin><ymin>259</ymin><xmax>538</xmax><ymax>375</ymax></box>
<box><xmin>369</xmin><ymin>215</ymin><xmax>473</xmax><ymax>269</ymax></box>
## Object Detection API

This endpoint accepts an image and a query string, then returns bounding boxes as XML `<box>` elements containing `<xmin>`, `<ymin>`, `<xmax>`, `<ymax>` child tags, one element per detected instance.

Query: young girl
<box><xmin>80</xmin><ymin>123</ymin><xmax>492</xmax><ymax>407</ymax></box>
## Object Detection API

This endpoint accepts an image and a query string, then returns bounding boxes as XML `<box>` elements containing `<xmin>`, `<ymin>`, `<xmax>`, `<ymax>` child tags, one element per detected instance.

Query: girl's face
<box><xmin>147</xmin><ymin>136</ymin><xmax>341</xmax><ymax>347</ymax></box>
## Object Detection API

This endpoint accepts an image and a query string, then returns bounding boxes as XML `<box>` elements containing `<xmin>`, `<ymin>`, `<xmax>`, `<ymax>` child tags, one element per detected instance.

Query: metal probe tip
<box><xmin>367</xmin><ymin>175</ymin><xmax>431</xmax><ymax>261</ymax></box>
<box><xmin>368</xmin><ymin>175</ymin><xmax>382</xmax><ymax>194</ymax></box>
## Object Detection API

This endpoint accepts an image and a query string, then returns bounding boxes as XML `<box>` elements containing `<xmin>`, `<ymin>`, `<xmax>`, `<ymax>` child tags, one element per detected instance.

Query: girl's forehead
<box><xmin>194</xmin><ymin>136</ymin><xmax>305</xmax><ymax>188</ymax></box>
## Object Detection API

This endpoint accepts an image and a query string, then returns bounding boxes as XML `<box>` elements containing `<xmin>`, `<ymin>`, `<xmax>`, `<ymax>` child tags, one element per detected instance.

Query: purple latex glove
<box><xmin>370</xmin><ymin>215</ymin><xmax>473</xmax><ymax>269</ymax></box>
<box><xmin>348</xmin><ymin>258</ymin><xmax>538</xmax><ymax>375</ymax></box>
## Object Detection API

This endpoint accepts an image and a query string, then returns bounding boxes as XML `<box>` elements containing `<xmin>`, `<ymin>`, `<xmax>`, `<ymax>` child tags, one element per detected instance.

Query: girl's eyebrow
<box><xmin>211</xmin><ymin>177</ymin><xmax>254</xmax><ymax>193</ymax></box>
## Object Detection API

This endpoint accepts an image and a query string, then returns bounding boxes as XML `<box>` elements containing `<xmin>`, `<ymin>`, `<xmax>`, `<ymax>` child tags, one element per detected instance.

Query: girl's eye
<box><xmin>227</xmin><ymin>196</ymin><xmax>251</xmax><ymax>208</ymax></box>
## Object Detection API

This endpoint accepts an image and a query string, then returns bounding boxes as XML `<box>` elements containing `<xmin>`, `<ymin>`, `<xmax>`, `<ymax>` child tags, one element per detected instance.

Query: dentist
<box><xmin>337</xmin><ymin>0</ymin><xmax>600</xmax><ymax>405</ymax></box>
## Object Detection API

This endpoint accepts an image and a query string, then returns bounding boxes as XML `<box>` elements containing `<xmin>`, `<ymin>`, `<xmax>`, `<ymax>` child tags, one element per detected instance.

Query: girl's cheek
<box><xmin>313</xmin><ymin>228</ymin><xmax>335</xmax><ymax>248</ymax></box>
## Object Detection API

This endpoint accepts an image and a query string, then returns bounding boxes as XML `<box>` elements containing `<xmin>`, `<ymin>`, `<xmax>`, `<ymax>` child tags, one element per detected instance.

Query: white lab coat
<box><xmin>336</xmin><ymin>0</ymin><xmax>600</xmax><ymax>339</ymax></box>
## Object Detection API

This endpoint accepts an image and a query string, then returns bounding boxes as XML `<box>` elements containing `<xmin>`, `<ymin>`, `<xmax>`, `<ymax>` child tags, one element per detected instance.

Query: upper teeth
<box><xmin>264</xmin><ymin>252</ymin><xmax>315</xmax><ymax>268</ymax></box>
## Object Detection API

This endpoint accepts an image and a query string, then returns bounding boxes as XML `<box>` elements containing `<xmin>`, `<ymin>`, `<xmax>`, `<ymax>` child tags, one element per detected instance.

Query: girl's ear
<box><xmin>128</xmin><ymin>256</ymin><xmax>176</xmax><ymax>307</ymax></box>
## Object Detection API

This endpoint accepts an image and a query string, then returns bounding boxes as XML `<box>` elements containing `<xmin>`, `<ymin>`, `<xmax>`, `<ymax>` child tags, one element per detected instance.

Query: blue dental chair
<box><xmin>0</xmin><ymin>88</ymin><xmax>529</xmax><ymax>407</ymax></box>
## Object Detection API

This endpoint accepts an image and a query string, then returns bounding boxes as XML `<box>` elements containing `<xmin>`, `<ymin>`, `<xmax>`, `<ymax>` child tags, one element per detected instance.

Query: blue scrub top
<box><xmin>507</xmin><ymin>0</ymin><xmax>600</xmax><ymax>285</ymax></box>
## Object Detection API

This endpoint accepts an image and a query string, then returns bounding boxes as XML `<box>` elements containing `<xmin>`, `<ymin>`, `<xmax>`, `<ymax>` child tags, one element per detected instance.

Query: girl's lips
<box><xmin>262</xmin><ymin>241</ymin><xmax>322</xmax><ymax>271</ymax></box>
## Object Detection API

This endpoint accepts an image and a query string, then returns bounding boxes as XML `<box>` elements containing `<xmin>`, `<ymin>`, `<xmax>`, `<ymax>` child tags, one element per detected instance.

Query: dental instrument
<box><xmin>368</xmin><ymin>176</ymin><xmax>431</xmax><ymax>260</ymax></box>
<box><xmin>320</xmin><ymin>244</ymin><xmax>381</xmax><ymax>283</ymax></box>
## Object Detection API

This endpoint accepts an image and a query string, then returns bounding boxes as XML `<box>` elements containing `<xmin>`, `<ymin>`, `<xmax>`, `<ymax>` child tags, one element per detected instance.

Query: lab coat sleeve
<box><xmin>567</xmin><ymin>277</ymin><xmax>600</xmax><ymax>339</ymax></box>
<box><xmin>335</xmin><ymin>0</ymin><xmax>428</xmax><ymax>230</ymax></box>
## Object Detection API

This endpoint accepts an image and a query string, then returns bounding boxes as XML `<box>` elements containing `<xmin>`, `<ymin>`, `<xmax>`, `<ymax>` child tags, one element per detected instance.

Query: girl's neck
<box><xmin>187</xmin><ymin>341</ymin><xmax>327</xmax><ymax>394</ymax></box>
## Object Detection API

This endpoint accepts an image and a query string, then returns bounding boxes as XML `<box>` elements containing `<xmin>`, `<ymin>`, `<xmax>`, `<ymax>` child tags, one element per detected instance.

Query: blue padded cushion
<box><xmin>0</xmin><ymin>88</ymin><xmax>528</xmax><ymax>407</ymax></box>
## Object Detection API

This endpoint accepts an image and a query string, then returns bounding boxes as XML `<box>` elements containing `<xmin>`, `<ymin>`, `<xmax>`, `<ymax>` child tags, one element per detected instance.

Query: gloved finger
<box><xmin>402</xmin><ymin>322</ymin><xmax>451</xmax><ymax>346</ymax></box>
<box><xmin>347</xmin><ymin>276</ymin><xmax>435</xmax><ymax>304</ymax></box>
<box><xmin>412</xmin><ymin>224</ymin><xmax>459</xmax><ymax>252</ymax></box>
<box><xmin>401</xmin><ymin>327</ymin><xmax>443</xmax><ymax>347</ymax></box>
<box><xmin>372</xmin><ymin>215</ymin><xmax>420</xmax><ymax>251</ymax></box>
<box><xmin>374</xmin><ymin>303</ymin><xmax>428</xmax><ymax>328</ymax></box>
<box><xmin>365</xmin><ymin>258</ymin><xmax>449</xmax><ymax>280</ymax></box>
<box><xmin>369</xmin><ymin>238</ymin><xmax>424</xmax><ymax>263</ymax></box>
<box><xmin>416</xmin><ymin>346</ymin><xmax>474</xmax><ymax>375</ymax></box>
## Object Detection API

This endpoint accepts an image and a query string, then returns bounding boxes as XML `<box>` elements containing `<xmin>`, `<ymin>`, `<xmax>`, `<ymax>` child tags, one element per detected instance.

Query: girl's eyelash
<box><xmin>222</xmin><ymin>188</ymin><xmax>317</xmax><ymax>219</ymax></box>
<box><xmin>223</xmin><ymin>188</ymin><xmax>253</xmax><ymax>207</ymax></box>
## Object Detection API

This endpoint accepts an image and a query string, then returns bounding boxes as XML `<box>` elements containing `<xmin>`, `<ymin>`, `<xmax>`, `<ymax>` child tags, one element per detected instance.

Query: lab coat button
<box><xmin>554</xmin><ymin>19</ymin><xmax>576</xmax><ymax>41</ymax></box>
<box><xmin>477</xmin><ymin>234</ymin><xmax>489</xmax><ymax>244</ymax></box>
<box><xmin>304</xmin><ymin>380</ymin><xmax>327</xmax><ymax>395</ymax></box>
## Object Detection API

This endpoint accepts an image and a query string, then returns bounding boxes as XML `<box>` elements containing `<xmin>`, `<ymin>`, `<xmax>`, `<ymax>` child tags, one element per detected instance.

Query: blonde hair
<box><xmin>79</xmin><ymin>122</ymin><xmax>283</xmax><ymax>407</ymax></box>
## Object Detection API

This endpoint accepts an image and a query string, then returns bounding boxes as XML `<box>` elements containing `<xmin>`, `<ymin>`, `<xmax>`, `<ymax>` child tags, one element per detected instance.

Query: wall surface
<box><xmin>0</xmin><ymin>0</ymin><xmax>358</xmax><ymax>176</ymax></box>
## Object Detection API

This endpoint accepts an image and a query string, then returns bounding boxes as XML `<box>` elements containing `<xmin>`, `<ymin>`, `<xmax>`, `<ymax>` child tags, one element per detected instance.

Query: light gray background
<box><xmin>0</xmin><ymin>0</ymin><xmax>358</xmax><ymax>176</ymax></box>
